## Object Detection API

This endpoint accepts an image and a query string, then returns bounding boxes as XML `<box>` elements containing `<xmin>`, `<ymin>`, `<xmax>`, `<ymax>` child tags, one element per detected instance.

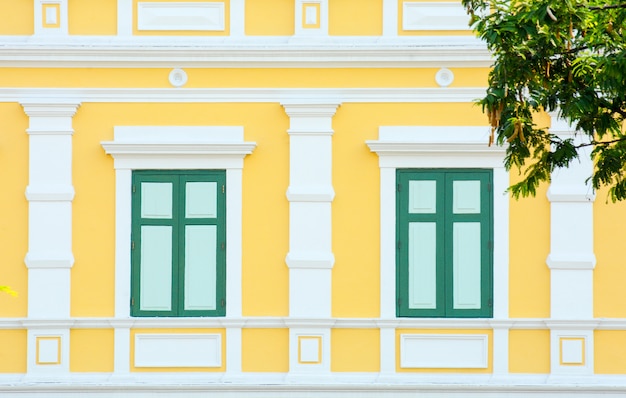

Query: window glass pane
<box><xmin>141</xmin><ymin>182</ymin><xmax>173</xmax><ymax>219</ymax></box>
<box><xmin>453</xmin><ymin>222</ymin><xmax>481</xmax><ymax>309</ymax></box>
<box><xmin>184</xmin><ymin>225</ymin><xmax>217</xmax><ymax>311</ymax></box>
<box><xmin>409</xmin><ymin>180</ymin><xmax>437</xmax><ymax>214</ymax></box>
<box><xmin>408</xmin><ymin>222</ymin><xmax>437</xmax><ymax>309</ymax></box>
<box><xmin>186</xmin><ymin>182</ymin><xmax>217</xmax><ymax>218</ymax></box>
<box><xmin>452</xmin><ymin>180</ymin><xmax>481</xmax><ymax>214</ymax></box>
<box><xmin>140</xmin><ymin>226</ymin><xmax>172</xmax><ymax>311</ymax></box>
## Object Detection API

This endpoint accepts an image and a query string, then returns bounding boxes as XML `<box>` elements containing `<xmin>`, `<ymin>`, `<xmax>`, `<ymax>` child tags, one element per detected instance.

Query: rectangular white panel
<box><xmin>137</xmin><ymin>2</ymin><xmax>225</xmax><ymax>31</ymax></box>
<box><xmin>453</xmin><ymin>180</ymin><xmax>481</xmax><ymax>214</ymax></box>
<box><xmin>140</xmin><ymin>226</ymin><xmax>172</xmax><ymax>311</ymax></box>
<box><xmin>185</xmin><ymin>225</ymin><xmax>217</xmax><ymax>310</ymax></box>
<box><xmin>409</xmin><ymin>180</ymin><xmax>436</xmax><ymax>214</ymax></box>
<box><xmin>186</xmin><ymin>182</ymin><xmax>217</xmax><ymax>218</ymax></box>
<box><xmin>408</xmin><ymin>222</ymin><xmax>437</xmax><ymax>309</ymax></box>
<box><xmin>453</xmin><ymin>222</ymin><xmax>481</xmax><ymax>309</ymax></box>
<box><xmin>141</xmin><ymin>182</ymin><xmax>172</xmax><ymax>219</ymax></box>
<box><xmin>135</xmin><ymin>334</ymin><xmax>222</xmax><ymax>367</ymax></box>
<box><xmin>400</xmin><ymin>334</ymin><xmax>488</xmax><ymax>368</ymax></box>
<box><xmin>403</xmin><ymin>2</ymin><xmax>471</xmax><ymax>31</ymax></box>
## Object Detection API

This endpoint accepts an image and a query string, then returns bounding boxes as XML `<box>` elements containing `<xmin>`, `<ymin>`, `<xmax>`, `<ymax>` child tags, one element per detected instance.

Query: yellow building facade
<box><xmin>0</xmin><ymin>1</ymin><xmax>625</xmax><ymax>396</ymax></box>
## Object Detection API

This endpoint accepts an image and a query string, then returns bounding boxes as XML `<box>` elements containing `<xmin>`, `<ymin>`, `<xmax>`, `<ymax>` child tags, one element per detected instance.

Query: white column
<box><xmin>117</xmin><ymin>0</ymin><xmax>133</xmax><ymax>36</ymax></box>
<box><xmin>230</xmin><ymin>0</ymin><xmax>245</xmax><ymax>38</ymax></box>
<box><xmin>382</xmin><ymin>0</ymin><xmax>399</xmax><ymax>37</ymax></box>
<box><xmin>282</xmin><ymin>102</ymin><xmax>339</xmax><ymax>376</ymax></box>
<box><xmin>22</xmin><ymin>100</ymin><xmax>80</xmax><ymax>376</ymax></box>
<box><xmin>546</xmin><ymin>113</ymin><xmax>596</xmax><ymax>377</ymax></box>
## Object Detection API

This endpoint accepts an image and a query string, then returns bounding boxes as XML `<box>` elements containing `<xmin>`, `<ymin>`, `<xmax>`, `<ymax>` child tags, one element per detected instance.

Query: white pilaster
<box><xmin>22</xmin><ymin>100</ymin><xmax>79</xmax><ymax>378</ymax></box>
<box><xmin>382</xmin><ymin>0</ymin><xmax>399</xmax><ymax>37</ymax></box>
<box><xmin>293</xmin><ymin>0</ymin><xmax>328</xmax><ymax>38</ymax></box>
<box><xmin>117</xmin><ymin>0</ymin><xmax>133</xmax><ymax>36</ymax></box>
<box><xmin>546</xmin><ymin>113</ymin><xmax>596</xmax><ymax>377</ymax></box>
<box><xmin>282</xmin><ymin>102</ymin><xmax>339</xmax><ymax>375</ymax></box>
<box><xmin>230</xmin><ymin>0</ymin><xmax>245</xmax><ymax>38</ymax></box>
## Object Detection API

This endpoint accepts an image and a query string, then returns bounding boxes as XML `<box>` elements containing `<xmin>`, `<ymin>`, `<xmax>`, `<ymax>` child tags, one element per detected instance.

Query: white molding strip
<box><xmin>0</xmin><ymin>37</ymin><xmax>491</xmax><ymax>67</ymax></box>
<box><xmin>2</xmin><ymin>88</ymin><xmax>486</xmax><ymax>104</ymax></box>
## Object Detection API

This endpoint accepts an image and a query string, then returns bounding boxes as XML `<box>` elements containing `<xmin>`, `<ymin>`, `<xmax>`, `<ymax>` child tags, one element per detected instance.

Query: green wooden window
<box><xmin>396</xmin><ymin>169</ymin><xmax>493</xmax><ymax>318</ymax></box>
<box><xmin>131</xmin><ymin>170</ymin><xmax>226</xmax><ymax>317</ymax></box>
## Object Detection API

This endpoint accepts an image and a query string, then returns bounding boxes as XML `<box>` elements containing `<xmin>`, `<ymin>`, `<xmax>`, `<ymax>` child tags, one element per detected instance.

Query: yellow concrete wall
<box><xmin>595</xmin><ymin>330</ymin><xmax>626</xmax><ymax>374</ymax></box>
<box><xmin>329</xmin><ymin>0</ymin><xmax>382</xmax><ymax>36</ymax></box>
<box><xmin>0</xmin><ymin>330</ymin><xmax>27</xmax><ymax>373</ymax></box>
<box><xmin>331</xmin><ymin>329</ymin><xmax>380</xmax><ymax>372</ymax></box>
<box><xmin>509</xmin><ymin>330</ymin><xmax>550</xmax><ymax>373</ymax></box>
<box><xmin>70</xmin><ymin>329</ymin><xmax>115</xmax><ymax>372</ymax></box>
<box><xmin>69</xmin><ymin>0</ymin><xmax>117</xmax><ymax>35</ymax></box>
<box><xmin>245</xmin><ymin>0</ymin><xmax>294</xmax><ymax>36</ymax></box>
<box><xmin>0</xmin><ymin>0</ymin><xmax>33</xmax><ymax>35</ymax></box>
<box><xmin>242</xmin><ymin>329</ymin><xmax>289</xmax><ymax>372</ymax></box>
<box><xmin>0</xmin><ymin>103</ymin><xmax>29</xmax><ymax>318</ymax></box>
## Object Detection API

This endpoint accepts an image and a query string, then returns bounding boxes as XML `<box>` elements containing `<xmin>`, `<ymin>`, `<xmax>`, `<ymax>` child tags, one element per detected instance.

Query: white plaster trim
<box><xmin>286</xmin><ymin>251</ymin><xmax>335</xmax><ymax>269</ymax></box>
<box><xmin>382</xmin><ymin>0</ymin><xmax>399</xmax><ymax>37</ymax></box>
<box><xmin>24</xmin><ymin>252</ymin><xmax>74</xmax><ymax>269</ymax></box>
<box><xmin>137</xmin><ymin>2</ymin><xmax>225</xmax><ymax>31</ymax></box>
<box><xmin>27</xmin><ymin>329</ymin><xmax>69</xmax><ymax>375</ymax></box>
<box><xmin>294</xmin><ymin>0</ymin><xmax>328</xmax><ymax>37</ymax></box>
<box><xmin>547</xmin><ymin>185</ymin><xmax>595</xmax><ymax>202</ymax></box>
<box><xmin>34</xmin><ymin>0</ymin><xmax>68</xmax><ymax>36</ymax></box>
<box><xmin>286</xmin><ymin>185</ymin><xmax>335</xmax><ymax>202</ymax></box>
<box><xmin>118</xmin><ymin>0</ymin><xmax>133</xmax><ymax>36</ymax></box>
<box><xmin>134</xmin><ymin>333</ymin><xmax>222</xmax><ymax>368</ymax></box>
<box><xmin>400</xmin><ymin>334</ymin><xmax>489</xmax><ymax>369</ymax></box>
<box><xmin>25</xmin><ymin>184</ymin><xmax>75</xmax><ymax>201</ymax></box>
<box><xmin>546</xmin><ymin>253</ymin><xmax>596</xmax><ymax>270</ymax></box>
<box><xmin>7</xmin><ymin>88</ymin><xmax>486</xmax><ymax>104</ymax></box>
<box><xmin>229</xmin><ymin>0</ymin><xmax>245</xmax><ymax>38</ymax></box>
<box><xmin>403</xmin><ymin>2</ymin><xmax>471</xmax><ymax>31</ymax></box>
<box><xmin>0</xmin><ymin>36</ymin><xmax>491</xmax><ymax>67</ymax></box>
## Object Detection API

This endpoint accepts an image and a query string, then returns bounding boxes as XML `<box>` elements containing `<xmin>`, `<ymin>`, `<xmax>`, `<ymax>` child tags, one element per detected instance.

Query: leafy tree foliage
<box><xmin>462</xmin><ymin>0</ymin><xmax>626</xmax><ymax>200</ymax></box>
<box><xmin>0</xmin><ymin>286</ymin><xmax>17</xmax><ymax>296</ymax></box>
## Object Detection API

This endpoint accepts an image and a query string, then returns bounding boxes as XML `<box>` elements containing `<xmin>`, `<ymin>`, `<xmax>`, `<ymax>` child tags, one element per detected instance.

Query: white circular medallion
<box><xmin>435</xmin><ymin>68</ymin><xmax>454</xmax><ymax>88</ymax></box>
<box><xmin>169</xmin><ymin>68</ymin><xmax>188</xmax><ymax>88</ymax></box>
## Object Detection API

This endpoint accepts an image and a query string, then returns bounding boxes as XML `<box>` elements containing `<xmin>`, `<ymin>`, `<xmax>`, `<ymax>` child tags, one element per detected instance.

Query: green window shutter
<box><xmin>397</xmin><ymin>169</ymin><xmax>492</xmax><ymax>318</ymax></box>
<box><xmin>131</xmin><ymin>170</ymin><xmax>226</xmax><ymax>317</ymax></box>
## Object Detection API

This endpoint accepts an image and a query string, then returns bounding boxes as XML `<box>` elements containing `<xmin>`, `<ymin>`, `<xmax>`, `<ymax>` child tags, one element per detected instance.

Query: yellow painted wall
<box><xmin>0</xmin><ymin>103</ymin><xmax>29</xmax><ymax>318</ymax></box>
<box><xmin>132</xmin><ymin>0</ymin><xmax>230</xmax><ymax>36</ymax></box>
<box><xmin>396</xmin><ymin>329</ymin><xmax>493</xmax><ymax>373</ymax></box>
<box><xmin>242</xmin><ymin>329</ymin><xmax>289</xmax><ymax>372</ymax></box>
<box><xmin>130</xmin><ymin>328</ymin><xmax>226</xmax><ymax>372</ymax></box>
<box><xmin>69</xmin><ymin>0</ymin><xmax>117</xmax><ymax>35</ymax></box>
<box><xmin>595</xmin><ymin>330</ymin><xmax>626</xmax><ymax>374</ymax></box>
<box><xmin>332</xmin><ymin>102</ymin><xmax>487</xmax><ymax>318</ymax></box>
<box><xmin>509</xmin><ymin>330</ymin><xmax>550</xmax><ymax>373</ymax></box>
<box><xmin>331</xmin><ymin>329</ymin><xmax>380</xmax><ymax>372</ymax></box>
<box><xmin>329</xmin><ymin>0</ymin><xmax>382</xmax><ymax>36</ymax></box>
<box><xmin>0</xmin><ymin>330</ymin><xmax>27</xmax><ymax>373</ymax></box>
<box><xmin>508</xmin><ymin>183</ymin><xmax>551</xmax><ymax>318</ymax></box>
<box><xmin>245</xmin><ymin>0</ymin><xmax>294</xmax><ymax>36</ymax></box>
<box><xmin>70</xmin><ymin>329</ymin><xmax>115</xmax><ymax>372</ymax></box>
<box><xmin>69</xmin><ymin>102</ymin><xmax>289</xmax><ymax>317</ymax></box>
<box><xmin>594</xmin><ymin>190</ymin><xmax>626</xmax><ymax>318</ymax></box>
<box><xmin>0</xmin><ymin>68</ymin><xmax>490</xmax><ymax>89</ymax></box>
<box><xmin>0</xmin><ymin>0</ymin><xmax>33</xmax><ymax>35</ymax></box>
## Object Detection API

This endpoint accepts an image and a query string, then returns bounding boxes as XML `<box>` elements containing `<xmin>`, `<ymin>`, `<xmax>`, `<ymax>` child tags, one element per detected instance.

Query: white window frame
<box><xmin>102</xmin><ymin>126</ymin><xmax>256</xmax><ymax>319</ymax></box>
<box><xmin>367</xmin><ymin>126</ymin><xmax>509</xmax><ymax>320</ymax></box>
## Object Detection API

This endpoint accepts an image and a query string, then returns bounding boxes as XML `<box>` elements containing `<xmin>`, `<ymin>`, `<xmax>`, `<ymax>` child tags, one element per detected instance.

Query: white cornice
<box><xmin>3</xmin><ymin>88</ymin><xmax>487</xmax><ymax>103</ymax></box>
<box><xmin>0</xmin><ymin>36</ymin><xmax>492</xmax><ymax>68</ymax></box>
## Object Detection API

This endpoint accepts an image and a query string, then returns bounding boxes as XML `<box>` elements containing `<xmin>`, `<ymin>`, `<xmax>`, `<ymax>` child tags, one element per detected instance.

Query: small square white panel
<box><xmin>37</xmin><ymin>337</ymin><xmax>60</xmax><ymax>364</ymax></box>
<box><xmin>561</xmin><ymin>338</ymin><xmax>584</xmax><ymax>365</ymax></box>
<box><xmin>305</xmin><ymin>5</ymin><xmax>318</xmax><ymax>25</ymax></box>
<box><xmin>45</xmin><ymin>6</ymin><xmax>58</xmax><ymax>25</ymax></box>
<box><xmin>299</xmin><ymin>336</ymin><xmax>321</xmax><ymax>363</ymax></box>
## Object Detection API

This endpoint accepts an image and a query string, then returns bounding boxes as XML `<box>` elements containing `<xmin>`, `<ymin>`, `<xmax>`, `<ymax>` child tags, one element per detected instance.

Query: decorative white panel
<box><xmin>186</xmin><ymin>182</ymin><xmax>217</xmax><ymax>218</ymax></box>
<box><xmin>403</xmin><ymin>2</ymin><xmax>471</xmax><ymax>31</ymax></box>
<box><xmin>137</xmin><ymin>2</ymin><xmax>225</xmax><ymax>31</ymax></box>
<box><xmin>141</xmin><ymin>182</ymin><xmax>173</xmax><ymax>219</ymax></box>
<box><xmin>408</xmin><ymin>222</ymin><xmax>437</xmax><ymax>309</ymax></box>
<box><xmin>561</xmin><ymin>338</ymin><xmax>584</xmax><ymax>365</ymax></box>
<box><xmin>299</xmin><ymin>336</ymin><xmax>321</xmax><ymax>364</ymax></box>
<box><xmin>453</xmin><ymin>222</ymin><xmax>481</xmax><ymax>309</ymax></box>
<box><xmin>184</xmin><ymin>225</ymin><xmax>217</xmax><ymax>310</ymax></box>
<box><xmin>140</xmin><ymin>226</ymin><xmax>172</xmax><ymax>311</ymax></box>
<box><xmin>294</xmin><ymin>0</ymin><xmax>328</xmax><ymax>37</ymax></box>
<box><xmin>400</xmin><ymin>334</ymin><xmax>488</xmax><ymax>368</ymax></box>
<box><xmin>550</xmin><ymin>329</ymin><xmax>593</xmax><ymax>375</ymax></box>
<box><xmin>34</xmin><ymin>0</ymin><xmax>68</xmax><ymax>35</ymax></box>
<box><xmin>37</xmin><ymin>337</ymin><xmax>61</xmax><ymax>364</ymax></box>
<box><xmin>134</xmin><ymin>334</ymin><xmax>222</xmax><ymax>367</ymax></box>
<box><xmin>453</xmin><ymin>180</ymin><xmax>480</xmax><ymax>214</ymax></box>
<box><xmin>409</xmin><ymin>180</ymin><xmax>436</xmax><ymax>213</ymax></box>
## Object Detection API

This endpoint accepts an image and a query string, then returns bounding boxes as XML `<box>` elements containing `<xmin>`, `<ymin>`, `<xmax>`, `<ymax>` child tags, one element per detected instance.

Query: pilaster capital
<box><xmin>20</xmin><ymin>101</ymin><xmax>81</xmax><ymax>118</ymax></box>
